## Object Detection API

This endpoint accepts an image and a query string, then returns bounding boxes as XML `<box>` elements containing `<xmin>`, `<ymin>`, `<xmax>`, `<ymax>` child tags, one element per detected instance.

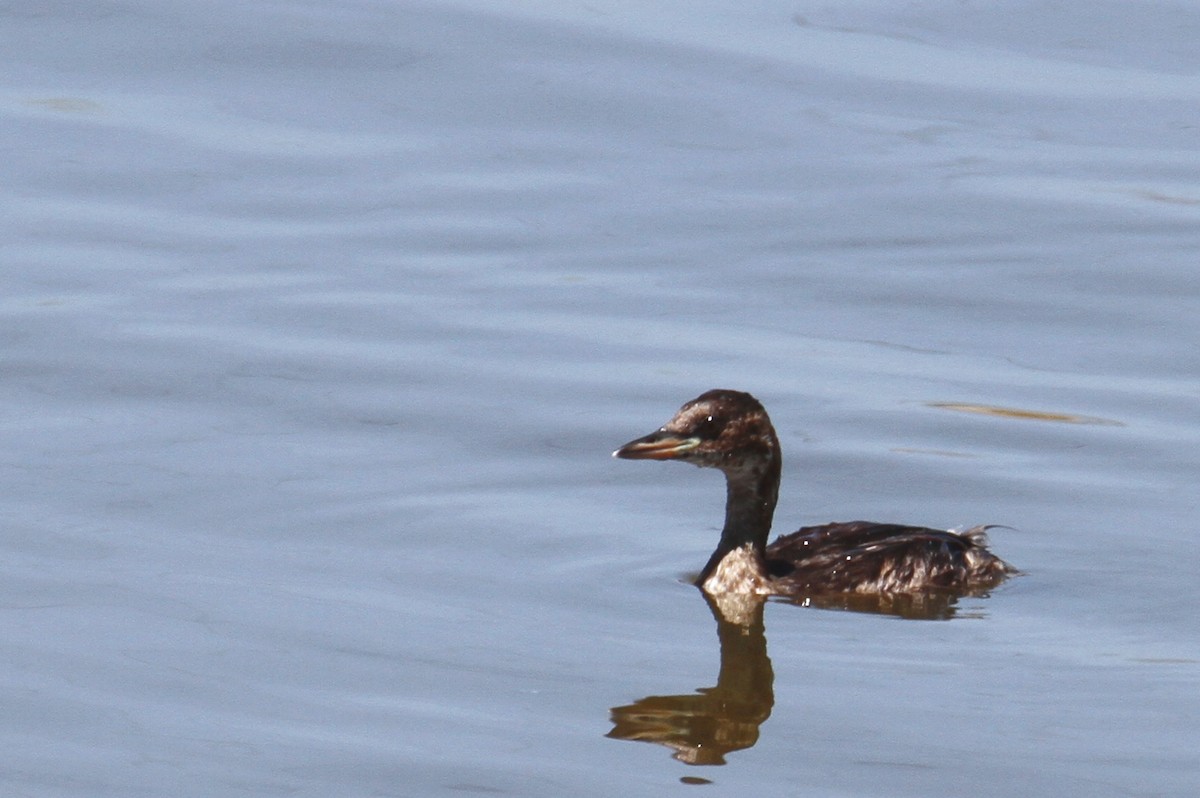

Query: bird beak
<box><xmin>613</xmin><ymin>430</ymin><xmax>701</xmax><ymax>460</ymax></box>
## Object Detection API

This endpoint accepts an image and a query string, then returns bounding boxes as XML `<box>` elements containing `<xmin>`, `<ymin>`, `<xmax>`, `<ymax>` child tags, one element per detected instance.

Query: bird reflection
<box><xmin>607</xmin><ymin>593</ymin><xmax>774</xmax><ymax>766</ymax></box>
<box><xmin>607</xmin><ymin>588</ymin><xmax>983</xmax><ymax>765</ymax></box>
<box><xmin>778</xmin><ymin>588</ymin><xmax>975</xmax><ymax>620</ymax></box>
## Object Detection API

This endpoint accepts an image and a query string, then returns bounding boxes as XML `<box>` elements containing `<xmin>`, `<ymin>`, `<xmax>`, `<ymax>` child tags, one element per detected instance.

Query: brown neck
<box><xmin>698</xmin><ymin>451</ymin><xmax>780</xmax><ymax>584</ymax></box>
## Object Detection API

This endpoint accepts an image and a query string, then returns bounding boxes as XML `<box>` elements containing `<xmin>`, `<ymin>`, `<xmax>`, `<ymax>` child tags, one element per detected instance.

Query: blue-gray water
<box><xmin>3</xmin><ymin>2</ymin><xmax>1197</xmax><ymax>795</ymax></box>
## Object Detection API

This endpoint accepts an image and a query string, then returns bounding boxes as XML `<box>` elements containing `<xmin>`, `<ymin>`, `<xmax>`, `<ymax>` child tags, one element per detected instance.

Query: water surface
<box><xmin>2</xmin><ymin>1</ymin><xmax>1197</xmax><ymax>796</ymax></box>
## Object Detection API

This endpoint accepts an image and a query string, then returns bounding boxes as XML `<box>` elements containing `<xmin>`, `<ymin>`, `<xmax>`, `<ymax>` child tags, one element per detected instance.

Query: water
<box><xmin>2</xmin><ymin>1</ymin><xmax>1198</xmax><ymax>795</ymax></box>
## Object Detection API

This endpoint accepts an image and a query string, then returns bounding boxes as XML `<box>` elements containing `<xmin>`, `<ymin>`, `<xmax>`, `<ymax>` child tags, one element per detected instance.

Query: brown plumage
<box><xmin>614</xmin><ymin>389</ymin><xmax>1014</xmax><ymax>599</ymax></box>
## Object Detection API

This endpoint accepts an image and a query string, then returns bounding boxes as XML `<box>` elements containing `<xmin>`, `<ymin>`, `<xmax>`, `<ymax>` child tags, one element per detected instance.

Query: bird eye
<box><xmin>695</xmin><ymin>414</ymin><xmax>723</xmax><ymax>438</ymax></box>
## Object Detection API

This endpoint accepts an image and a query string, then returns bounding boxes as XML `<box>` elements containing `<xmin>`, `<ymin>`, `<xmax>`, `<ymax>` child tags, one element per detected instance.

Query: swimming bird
<box><xmin>614</xmin><ymin>389</ymin><xmax>1014</xmax><ymax>598</ymax></box>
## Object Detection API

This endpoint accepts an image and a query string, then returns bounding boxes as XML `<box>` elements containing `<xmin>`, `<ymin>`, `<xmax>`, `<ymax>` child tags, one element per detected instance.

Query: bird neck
<box><xmin>698</xmin><ymin>453</ymin><xmax>780</xmax><ymax>583</ymax></box>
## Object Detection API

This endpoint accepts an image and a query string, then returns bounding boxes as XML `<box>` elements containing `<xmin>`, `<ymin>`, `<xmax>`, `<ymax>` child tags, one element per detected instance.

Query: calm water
<box><xmin>3</xmin><ymin>1</ymin><xmax>1198</xmax><ymax>795</ymax></box>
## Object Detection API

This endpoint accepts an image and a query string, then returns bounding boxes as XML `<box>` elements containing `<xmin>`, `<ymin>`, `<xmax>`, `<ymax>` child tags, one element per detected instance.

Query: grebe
<box><xmin>614</xmin><ymin>389</ymin><xmax>1014</xmax><ymax>597</ymax></box>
